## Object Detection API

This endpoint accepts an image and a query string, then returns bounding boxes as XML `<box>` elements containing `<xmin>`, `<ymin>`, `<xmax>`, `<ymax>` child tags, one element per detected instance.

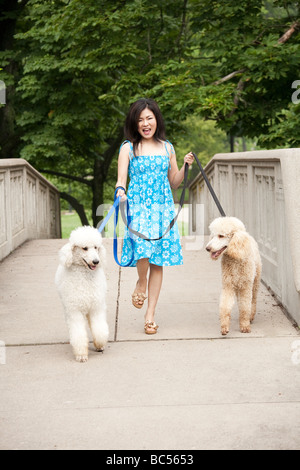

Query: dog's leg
<box><xmin>66</xmin><ymin>311</ymin><xmax>89</xmax><ymax>362</ymax></box>
<box><xmin>238</xmin><ymin>287</ymin><xmax>253</xmax><ymax>333</ymax></box>
<box><xmin>219</xmin><ymin>287</ymin><xmax>235</xmax><ymax>335</ymax></box>
<box><xmin>88</xmin><ymin>308</ymin><xmax>109</xmax><ymax>353</ymax></box>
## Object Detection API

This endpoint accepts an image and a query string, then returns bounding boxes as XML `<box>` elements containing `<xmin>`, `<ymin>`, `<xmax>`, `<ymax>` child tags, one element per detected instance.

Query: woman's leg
<box><xmin>133</xmin><ymin>258</ymin><xmax>149</xmax><ymax>306</ymax></box>
<box><xmin>145</xmin><ymin>264</ymin><xmax>163</xmax><ymax>325</ymax></box>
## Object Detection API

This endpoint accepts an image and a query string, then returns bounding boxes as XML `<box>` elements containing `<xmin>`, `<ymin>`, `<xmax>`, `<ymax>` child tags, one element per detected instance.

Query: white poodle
<box><xmin>55</xmin><ymin>226</ymin><xmax>109</xmax><ymax>362</ymax></box>
<box><xmin>206</xmin><ymin>217</ymin><xmax>262</xmax><ymax>336</ymax></box>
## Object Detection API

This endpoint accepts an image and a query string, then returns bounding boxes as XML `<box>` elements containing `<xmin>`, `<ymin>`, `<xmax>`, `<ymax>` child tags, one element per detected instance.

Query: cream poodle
<box><xmin>55</xmin><ymin>226</ymin><xmax>109</xmax><ymax>362</ymax></box>
<box><xmin>206</xmin><ymin>217</ymin><xmax>262</xmax><ymax>336</ymax></box>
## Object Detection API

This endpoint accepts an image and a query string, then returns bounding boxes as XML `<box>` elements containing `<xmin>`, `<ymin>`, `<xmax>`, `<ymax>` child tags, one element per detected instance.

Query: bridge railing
<box><xmin>189</xmin><ymin>148</ymin><xmax>300</xmax><ymax>326</ymax></box>
<box><xmin>0</xmin><ymin>159</ymin><xmax>61</xmax><ymax>261</ymax></box>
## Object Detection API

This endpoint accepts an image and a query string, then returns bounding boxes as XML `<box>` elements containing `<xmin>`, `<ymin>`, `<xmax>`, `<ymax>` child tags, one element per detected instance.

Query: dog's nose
<box><xmin>93</xmin><ymin>260</ymin><xmax>100</xmax><ymax>265</ymax></box>
<box><xmin>206</xmin><ymin>246</ymin><xmax>211</xmax><ymax>252</ymax></box>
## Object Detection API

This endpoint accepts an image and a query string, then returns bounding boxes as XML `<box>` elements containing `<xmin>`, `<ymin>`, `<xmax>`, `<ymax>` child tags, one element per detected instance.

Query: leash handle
<box><xmin>115</xmin><ymin>185</ymin><xmax>126</xmax><ymax>195</ymax></box>
<box><xmin>192</xmin><ymin>152</ymin><xmax>226</xmax><ymax>217</ymax></box>
<box><xmin>98</xmin><ymin>189</ymin><xmax>135</xmax><ymax>267</ymax></box>
<box><xmin>113</xmin><ymin>191</ymin><xmax>135</xmax><ymax>267</ymax></box>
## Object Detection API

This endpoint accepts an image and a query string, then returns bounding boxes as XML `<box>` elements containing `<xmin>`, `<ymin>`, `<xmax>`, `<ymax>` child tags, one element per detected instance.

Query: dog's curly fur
<box><xmin>55</xmin><ymin>226</ymin><xmax>109</xmax><ymax>362</ymax></box>
<box><xmin>206</xmin><ymin>217</ymin><xmax>262</xmax><ymax>336</ymax></box>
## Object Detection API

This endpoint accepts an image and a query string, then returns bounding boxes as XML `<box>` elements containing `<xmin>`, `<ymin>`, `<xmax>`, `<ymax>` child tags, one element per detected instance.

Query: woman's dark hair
<box><xmin>124</xmin><ymin>98</ymin><xmax>166</xmax><ymax>156</ymax></box>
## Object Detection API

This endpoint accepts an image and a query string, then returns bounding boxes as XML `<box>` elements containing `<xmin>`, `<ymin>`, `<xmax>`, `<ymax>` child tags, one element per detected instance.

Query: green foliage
<box><xmin>12</xmin><ymin>0</ymin><xmax>193</xmax><ymax>225</ymax></box>
<box><xmin>175</xmin><ymin>117</ymin><xmax>229</xmax><ymax>164</ymax></box>
<box><xmin>259</xmin><ymin>103</ymin><xmax>300</xmax><ymax>148</ymax></box>
<box><xmin>1</xmin><ymin>0</ymin><xmax>300</xmax><ymax>227</ymax></box>
<box><xmin>184</xmin><ymin>0</ymin><xmax>300</xmax><ymax>143</ymax></box>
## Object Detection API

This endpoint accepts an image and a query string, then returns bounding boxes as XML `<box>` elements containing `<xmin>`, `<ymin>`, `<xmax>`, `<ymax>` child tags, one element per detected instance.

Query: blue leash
<box><xmin>98</xmin><ymin>188</ymin><xmax>134</xmax><ymax>267</ymax></box>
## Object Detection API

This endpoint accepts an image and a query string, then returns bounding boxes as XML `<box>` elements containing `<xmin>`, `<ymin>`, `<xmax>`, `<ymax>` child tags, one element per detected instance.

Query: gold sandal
<box><xmin>132</xmin><ymin>292</ymin><xmax>147</xmax><ymax>309</ymax></box>
<box><xmin>144</xmin><ymin>321</ymin><xmax>159</xmax><ymax>335</ymax></box>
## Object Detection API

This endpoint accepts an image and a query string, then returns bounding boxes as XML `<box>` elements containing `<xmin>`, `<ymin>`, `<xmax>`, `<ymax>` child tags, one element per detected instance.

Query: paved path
<box><xmin>0</xmin><ymin>238</ymin><xmax>299</xmax><ymax>450</ymax></box>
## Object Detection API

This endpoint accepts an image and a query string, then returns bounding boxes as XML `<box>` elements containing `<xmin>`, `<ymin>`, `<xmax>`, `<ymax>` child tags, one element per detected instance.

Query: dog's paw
<box><xmin>221</xmin><ymin>326</ymin><xmax>229</xmax><ymax>336</ymax></box>
<box><xmin>75</xmin><ymin>355</ymin><xmax>88</xmax><ymax>363</ymax></box>
<box><xmin>93</xmin><ymin>340</ymin><xmax>106</xmax><ymax>353</ymax></box>
<box><xmin>240</xmin><ymin>324</ymin><xmax>251</xmax><ymax>333</ymax></box>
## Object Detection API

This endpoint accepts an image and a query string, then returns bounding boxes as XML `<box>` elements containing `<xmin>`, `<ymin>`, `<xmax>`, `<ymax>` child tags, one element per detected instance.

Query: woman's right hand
<box><xmin>116</xmin><ymin>188</ymin><xmax>127</xmax><ymax>201</ymax></box>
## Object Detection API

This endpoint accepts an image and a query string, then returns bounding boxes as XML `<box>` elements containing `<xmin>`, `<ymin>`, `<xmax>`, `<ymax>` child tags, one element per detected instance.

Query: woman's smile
<box><xmin>138</xmin><ymin>108</ymin><xmax>157</xmax><ymax>139</ymax></box>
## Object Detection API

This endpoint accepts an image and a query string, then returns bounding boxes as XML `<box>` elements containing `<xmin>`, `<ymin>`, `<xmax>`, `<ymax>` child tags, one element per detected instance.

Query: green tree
<box><xmin>175</xmin><ymin>116</ymin><xmax>229</xmax><ymax>171</ymax></box>
<box><xmin>0</xmin><ymin>0</ymin><xmax>29</xmax><ymax>159</ymax></box>
<box><xmin>14</xmin><ymin>0</ymin><xmax>191</xmax><ymax>226</ymax></box>
<box><xmin>2</xmin><ymin>0</ymin><xmax>300</xmax><ymax>229</ymax></box>
<box><xmin>188</xmin><ymin>0</ymin><xmax>300</xmax><ymax>144</ymax></box>
<box><xmin>148</xmin><ymin>0</ymin><xmax>300</xmax><ymax>146</ymax></box>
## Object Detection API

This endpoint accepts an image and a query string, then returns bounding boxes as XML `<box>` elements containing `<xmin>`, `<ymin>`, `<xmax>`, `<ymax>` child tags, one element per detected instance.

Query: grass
<box><xmin>61</xmin><ymin>212</ymin><xmax>86</xmax><ymax>239</ymax></box>
<box><xmin>60</xmin><ymin>210</ymin><xmax>118</xmax><ymax>239</ymax></box>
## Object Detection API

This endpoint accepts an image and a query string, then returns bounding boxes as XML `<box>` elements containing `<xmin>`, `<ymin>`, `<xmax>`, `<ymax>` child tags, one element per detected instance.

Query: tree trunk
<box><xmin>92</xmin><ymin>159</ymin><xmax>104</xmax><ymax>228</ymax></box>
<box><xmin>230</xmin><ymin>134</ymin><xmax>235</xmax><ymax>152</ymax></box>
<box><xmin>91</xmin><ymin>127</ymin><xmax>124</xmax><ymax>227</ymax></box>
<box><xmin>60</xmin><ymin>192</ymin><xmax>90</xmax><ymax>226</ymax></box>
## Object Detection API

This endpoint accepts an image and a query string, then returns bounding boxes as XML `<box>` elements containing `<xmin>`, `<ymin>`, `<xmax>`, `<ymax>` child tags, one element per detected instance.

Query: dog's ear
<box><xmin>59</xmin><ymin>243</ymin><xmax>73</xmax><ymax>268</ymax></box>
<box><xmin>226</xmin><ymin>231</ymin><xmax>251</xmax><ymax>261</ymax></box>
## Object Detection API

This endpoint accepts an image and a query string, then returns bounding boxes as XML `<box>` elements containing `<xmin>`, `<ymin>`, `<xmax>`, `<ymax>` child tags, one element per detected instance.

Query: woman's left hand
<box><xmin>184</xmin><ymin>152</ymin><xmax>194</xmax><ymax>167</ymax></box>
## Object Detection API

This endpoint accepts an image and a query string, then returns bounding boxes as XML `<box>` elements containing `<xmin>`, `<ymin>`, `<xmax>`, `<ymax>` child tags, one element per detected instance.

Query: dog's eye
<box><xmin>218</xmin><ymin>235</ymin><xmax>225</xmax><ymax>239</ymax></box>
<box><xmin>82</xmin><ymin>247</ymin><xmax>88</xmax><ymax>251</ymax></box>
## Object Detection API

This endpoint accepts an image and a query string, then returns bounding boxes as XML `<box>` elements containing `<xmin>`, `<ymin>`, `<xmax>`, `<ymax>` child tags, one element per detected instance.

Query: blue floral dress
<box><xmin>120</xmin><ymin>140</ymin><xmax>183</xmax><ymax>267</ymax></box>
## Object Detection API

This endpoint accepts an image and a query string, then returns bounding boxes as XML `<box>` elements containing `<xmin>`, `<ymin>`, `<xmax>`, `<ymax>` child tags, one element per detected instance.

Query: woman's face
<box><xmin>137</xmin><ymin>107</ymin><xmax>157</xmax><ymax>140</ymax></box>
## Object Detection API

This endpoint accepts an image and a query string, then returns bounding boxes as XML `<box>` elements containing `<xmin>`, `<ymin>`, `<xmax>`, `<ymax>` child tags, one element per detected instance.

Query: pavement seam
<box><xmin>113</xmin><ymin>266</ymin><xmax>122</xmax><ymax>342</ymax></box>
<box><xmin>4</xmin><ymin>333</ymin><xmax>300</xmax><ymax>347</ymax></box>
<box><xmin>38</xmin><ymin>400</ymin><xmax>300</xmax><ymax>411</ymax></box>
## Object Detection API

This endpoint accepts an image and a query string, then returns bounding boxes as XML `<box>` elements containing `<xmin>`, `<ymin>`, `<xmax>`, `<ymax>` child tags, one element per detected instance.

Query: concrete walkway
<box><xmin>0</xmin><ymin>238</ymin><xmax>299</xmax><ymax>450</ymax></box>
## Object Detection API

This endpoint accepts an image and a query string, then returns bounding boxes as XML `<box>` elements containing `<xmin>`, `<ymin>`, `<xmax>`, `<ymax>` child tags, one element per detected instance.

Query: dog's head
<box><xmin>206</xmin><ymin>217</ymin><xmax>246</xmax><ymax>260</ymax></box>
<box><xmin>59</xmin><ymin>226</ymin><xmax>106</xmax><ymax>271</ymax></box>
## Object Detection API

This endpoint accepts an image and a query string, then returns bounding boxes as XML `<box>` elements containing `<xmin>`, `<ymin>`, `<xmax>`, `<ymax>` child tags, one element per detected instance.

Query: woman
<box><xmin>116</xmin><ymin>98</ymin><xmax>194</xmax><ymax>335</ymax></box>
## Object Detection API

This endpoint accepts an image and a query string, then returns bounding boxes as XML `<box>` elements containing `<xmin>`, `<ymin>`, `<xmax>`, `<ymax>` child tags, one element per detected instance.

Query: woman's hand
<box><xmin>116</xmin><ymin>188</ymin><xmax>127</xmax><ymax>201</ymax></box>
<box><xmin>184</xmin><ymin>152</ymin><xmax>194</xmax><ymax>167</ymax></box>
<box><xmin>168</xmin><ymin>149</ymin><xmax>194</xmax><ymax>190</ymax></box>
